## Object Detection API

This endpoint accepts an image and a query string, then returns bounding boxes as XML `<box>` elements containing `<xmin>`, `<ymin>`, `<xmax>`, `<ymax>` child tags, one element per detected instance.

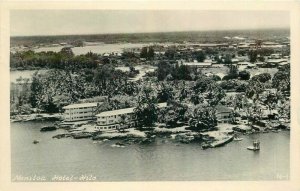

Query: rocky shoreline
<box><xmin>10</xmin><ymin>113</ymin><xmax>63</xmax><ymax>122</ymax></box>
<box><xmin>48</xmin><ymin>121</ymin><xmax>290</xmax><ymax>149</ymax></box>
<box><xmin>11</xmin><ymin>114</ymin><xmax>290</xmax><ymax>149</ymax></box>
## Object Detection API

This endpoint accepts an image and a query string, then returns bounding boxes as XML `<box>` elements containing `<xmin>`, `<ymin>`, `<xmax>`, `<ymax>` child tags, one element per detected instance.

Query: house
<box><xmin>270</xmin><ymin>53</ymin><xmax>281</xmax><ymax>59</ymax></box>
<box><xmin>237</xmin><ymin>61</ymin><xmax>251</xmax><ymax>66</ymax></box>
<box><xmin>266</xmin><ymin>59</ymin><xmax>286</xmax><ymax>67</ymax></box>
<box><xmin>182</xmin><ymin>59</ymin><xmax>212</xmax><ymax>68</ymax></box>
<box><xmin>256</xmin><ymin>62</ymin><xmax>266</xmax><ymax>68</ymax></box>
<box><xmin>247</xmin><ymin>63</ymin><xmax>256</xmax><ymax>68</ymax></box>
<box><xmin>95</xmin><ymin>103</ymin><xmax>167</xmax><ymax>131</ymax></box>
<box><xmin>231</xmin><ymin>58</ymin><xmax>239</xmax><ymax>64</ymax></box>
<box><xmin>215</xmin><ymin>105</ymin><xmax>233</xmax><ymax>123</ymax></box>
<box><xmin>63</xmin><ymin>102</ymin><xmax>100</xmax><ymax>122</ymax></box>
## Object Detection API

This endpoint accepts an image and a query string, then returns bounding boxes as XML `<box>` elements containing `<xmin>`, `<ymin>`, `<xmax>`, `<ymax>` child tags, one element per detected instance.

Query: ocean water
<box><xmin>11</xmin><ymin>121</ymin><xmax>290</xmax><ymax>181</ymax></box>
<box><xmin>33</xmin><ymin>43</ymin><xmax>149</xmax><ymax>55</ymax></box>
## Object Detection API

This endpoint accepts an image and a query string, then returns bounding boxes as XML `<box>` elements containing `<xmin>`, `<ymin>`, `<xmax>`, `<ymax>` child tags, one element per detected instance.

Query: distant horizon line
<box><xmin>11</xmin><ymin>27</ymin><xmax>290</xmax><ymax>38</ymax></box>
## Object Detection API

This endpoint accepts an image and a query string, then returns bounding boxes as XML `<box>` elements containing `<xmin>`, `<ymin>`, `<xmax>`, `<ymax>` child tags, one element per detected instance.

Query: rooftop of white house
<box><xmin>183</xmin><ymin>62</ymin><xmax>212</xmax><ymax>67</ymax></box>
<box><xmin>63</xmin><ymin>102</ymin><xmax>100</xmax><ymax>109</ymax></box>
<box><xmin>96</xmin><ymin>102</ymin><xmax>167</xmax><ymax>117</ymax></box>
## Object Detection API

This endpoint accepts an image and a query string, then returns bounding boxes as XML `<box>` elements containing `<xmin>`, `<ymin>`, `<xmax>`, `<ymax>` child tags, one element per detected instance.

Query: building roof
<box><xmin>63</xmin><ymin>102</ymin><xmax>100</xmax><ymax>109</ymax></box>
<box><xmin>267</xmin><ymin>59</ymin><xmax>286</xmax><ymax>63</ymax></box>
<box><xmin>183</xmin><ymin>62</ymin><xmax>212</xmax><ymax>67</ymax></box>
<box><xmin>215</xmin><ymin>105</ymin><xmax>233</xmax><ymax>114</ymax></box>
<box><xmin>231</xmin><ymin>58</ymin><xmax>239</xmax><ymax>63</ymax></box>
<box><xmin>96</xmin><ymin>103</ymin><xmax>167</xmax><ymax>117</ymax></box>
<box><xmin>238</xmin><ymin>61</ymin><xmax>251</xmax><ymax>65</ymax></box>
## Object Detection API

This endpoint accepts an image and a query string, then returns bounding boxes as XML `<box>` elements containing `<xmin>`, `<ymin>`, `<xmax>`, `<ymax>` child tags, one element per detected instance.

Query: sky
<box><xmin>10</xmin><ymin>10</ymin><xmax>290</xmax><ymax>36</ymax></box>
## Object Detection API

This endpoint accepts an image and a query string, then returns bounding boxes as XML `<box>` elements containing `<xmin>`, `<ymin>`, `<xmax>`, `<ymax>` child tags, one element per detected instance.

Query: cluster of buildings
<box><xmin>177</xmin><ymin>52</ymin><xmax>290</xmax><ymax>71</ymax></box>
<box><xmin>62</xmin><ymin>101</ymin><xmax>251</xmax><ymax>131</ymax></box>
<box><xmin>62</xmin><ymin>102</ymin><xmax>167</xmax><ymax>131</ymax></box>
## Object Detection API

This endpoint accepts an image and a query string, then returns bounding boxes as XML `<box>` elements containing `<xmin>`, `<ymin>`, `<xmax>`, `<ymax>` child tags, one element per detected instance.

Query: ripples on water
<box><xmin>11</xmin><ymin>121</ymin><xmax>290</xmax><ymax>181</ymax></box>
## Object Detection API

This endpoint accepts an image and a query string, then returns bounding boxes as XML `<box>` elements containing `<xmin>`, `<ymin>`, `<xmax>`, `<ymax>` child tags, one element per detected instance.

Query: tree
<box><xmin>164</xmin><ymin>109</ymin><xmax>178</xmax><ymax>128</ymax></box>
<box><xmin>157</xmin><ymin>61</ymin><xmax>173</xmax><ymax>81</ymax></box>
<box><xmin>158</xmin><ymin>100</ymin><xmax>188</xmax><ymax>126</ymax></box>
<box><xmin>186</xmin><ymin>104</ymin><xmax>217</xmax><ymax>132</ymax></box>
<box><xmin>223</xmin><ymin>64</ymin><xmax>238</xmax><ymax>80</ymax></box>
<box><xmin>157</xmin><ymin>83</ymin><xmax>174</xmax><ymax>103</ymax></box>
<box><xmin>165</xmin><ymin>48</ymin><xmax>176</xmax><ymax>60</ymax></box>
<box><xmin>228</xmin><ymin>64</ymin><xmax>239</xmax><ymax>78</ymax></box>
<box><xmin>238</xmin><ymin>70</ymin><xmax>250</xmax><ymax>80</ymax></box>
<box><xmin>251</xmin><ymin>73</ymin><xmax>271</xmax><ymax>83</ymax></box>
<box><xmin>240</xmin><ymin>96</ymin><xmax>253</xmax><ymax>124</ymax></box>
<box><xmin>134</xmin><ymin>87</ymin><xmax>159</xmax><ymax>128</ymax></box>
<box><xmin>210</xmin><ymin>75</ymin><xmax>221</xmax><ymax>81</ymax></box>
<box><xmin>224</xmin><ymin>54</ymin><xmax>232</xmax><ymax>64</ymax></box>
<box><xmin>119</xmin><ymin>114</ymin><xmax>128</xmax><ymax>131</ymax></box>
<box><xmin>29</xmin><ymin>72</ymin><xmax>43</xmax><ymax>108</ymax></box>
<box><xmin>264</xmin><ymin>92</ymin><xmax>278</xmax><ymax>120</ymax></box>
<box><xmin>194</xmin><ymin>51</ymin><xmax>205</xmax><ymax>62</ymax></box>
<box><xmin>177</xmin><ymin>65</ymin><xmax>191</xmax><ymax>80</ymax></box>
<box><xmin>206</xmin><ymin>83</ymin><xmax>226</xmax><ymax>107</ymax></box>
<box><xmin>147</xmin><ymin>47</ymin><xmax>155</xmax><ymax>59</ymax></box>
<box><xmin>245</xmin><ymin>80</ymin><xmax>264</xmax><ymax>101</ymax></box>
<box><xmin>60</xmin><ymin>47</ymin><xmax>74</xmax><ymax>57</ymax></box>
<box><xmin>193</xmin><ymin>75</ymin><xmax>214</xmax><ymax>94</ymax></box>
<box><xmin>140</xmin><ymin>46</ymin><xmax>154</xmax><ymax>60</ymax></box>
<box><xmin>140</xmin><ymin>47</ymin><xmax>148</xmax><ymax>58</ymax></box>
<box><xmin>272</xmin><ymin>69</ymin><xmax>290</xmax><ymax>92</ymax></box>
<box><xmin>248</xmin><ymin>50</ymin><xmax>257</xmax><ymax>63</ymax></box>
<box><xmin>190</xmin><ymin>93</ymin><xmax>201</xmax><ymax>105</ymax></box>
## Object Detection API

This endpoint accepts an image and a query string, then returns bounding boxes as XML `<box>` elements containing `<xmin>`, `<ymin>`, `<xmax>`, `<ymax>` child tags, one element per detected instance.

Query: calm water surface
<box><xmin>11</xmin><ymin>121</ymin><xmax>290</xmax><ymax>181</ymax></box>
<box><xmin>34</xmin><ymin>43</ymin><xmax>149</xmax><ymax>55</ymax></box>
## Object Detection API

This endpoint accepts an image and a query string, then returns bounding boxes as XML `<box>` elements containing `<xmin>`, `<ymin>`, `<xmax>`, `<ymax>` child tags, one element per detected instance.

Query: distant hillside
<box><xmin>11</xmin><ymin>28</ymin><xmax>289</xmax><ymax>47</ymax></box>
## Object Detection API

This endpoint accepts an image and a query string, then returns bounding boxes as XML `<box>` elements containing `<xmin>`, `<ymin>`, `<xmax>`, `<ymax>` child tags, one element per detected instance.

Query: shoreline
<box><xmin>12</xmin><ymin>116</ymin><xmax>290</xmax><ymax>149</ymax></box>
<box><xmin>10</xmin><ymin>113</ymin><xmax>63</xmax><ymax>122</ymax></box>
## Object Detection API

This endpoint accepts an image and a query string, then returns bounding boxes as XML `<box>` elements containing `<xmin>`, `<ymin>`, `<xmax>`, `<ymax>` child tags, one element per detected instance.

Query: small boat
<box><xmin>201</xmin><ymin>143</ymin><xmax>211</xmax><ymax>150</ymax></box>
<box><xmin>111</xmin><ymin>142</ymin><xmax>125</xmax><ymax>148</ymax></box>
<box><xmin>233</xmin><ymin>134</ymin><xmax>243</xmax><ymax>141</ymax></box>
<box><xmin>40</xmin><ymin>126</ymin><xmax>57</xmax><ymax>132</ymax></box>
<box><xmin>33</xmin><ymin>140</ymin><xmax>39</xmax><ymax>144</ymax></box>
<box><xmin>247</xmin><ymin>140</ymin><xmax>260</xmax><ymax>151</ymax></box>
<box><xmin>210</xmin><ymin>136</ymin><xmax>234</xmax><ymax>148</ymax></box>
<box><xmin>233</xmin><ymin>137</ymin><xmax>243</xmax><ymax>141</ymax></box>
<box><xmin>73</xmin><ymin>133</ymin><xmax>92</xmax><ymax>139</ymax></box>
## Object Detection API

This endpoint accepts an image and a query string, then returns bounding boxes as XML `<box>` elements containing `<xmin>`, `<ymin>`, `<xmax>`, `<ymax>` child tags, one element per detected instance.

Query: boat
<box><xmin>233</xmin><ymin>134</ymin><xmax>243</xmax><ymax>141</ymax></box>
<box><xmin>201</xmin><ymin>143</ymin><xmax>211</xmax><ymax>150</ymax></box>
<box><xmin>40</xmin><ymin>126</ymin><xmax>57</xmax><ymax>132</ymax></box>
<box><xmin>111</xmin><ymin>142</ymin><xmax>125</xmax><ymax>148</ymax></box>
<box><xmin>33</xmin><ymin>140</ymin><xmax>39</xmax><ymax>144</ymax></box>
<box><xmin>233</xmin><ymin>137</ymin><xmax>243</xmax><ymax>141</ymax></box>
<box><xmin>210</xmin><ymin>136</ymin><xmax>234</xmax><ymax>148</ymax></box>
<box><xmin>247</xmin><ymin>140</ymin><xmax>260</xmax><ymax>151</ymax></box>
<box><xmin>72</xmin><ymin>133</ymin><xmax>92</xmax><ymax>139</ymax></box>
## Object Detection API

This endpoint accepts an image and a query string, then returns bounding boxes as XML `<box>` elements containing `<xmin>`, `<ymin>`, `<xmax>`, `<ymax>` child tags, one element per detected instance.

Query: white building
<box><xmin>63</xmin><ymin>102</ymin><xmax>100</xmax><ymax>122</ymax></box>
<box><xmin>182</xmin><ymin>59</ymin><xmax>213</xmax><ymax>68</ymax></box>
<box><xmin>95</xmin><ymin>103</ymin><xmax>167</xmax><ymax>131</ymax></box>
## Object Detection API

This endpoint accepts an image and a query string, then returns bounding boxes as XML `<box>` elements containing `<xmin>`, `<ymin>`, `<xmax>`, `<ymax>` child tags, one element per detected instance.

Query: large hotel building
<box><xmin>62</xmin><ymin>102</ymin><xmax>100</xmax><ymax>122</ymax></box>
<box><xmin>95</xmin><ymin>103</ymin><xmax>167</xmax><ymax>131</ymax></box>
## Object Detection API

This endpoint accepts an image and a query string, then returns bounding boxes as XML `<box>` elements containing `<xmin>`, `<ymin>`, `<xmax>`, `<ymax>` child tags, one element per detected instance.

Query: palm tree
<box><xmin>134</xmin><ymin>88</ymin><xmax>158</xmax><ymax>128</ymax></box>
<box><xmin>255</xmin><ymin>39</ymin><xmax>262</xmax><ymax>49</ymax></box>
<box><xmin>119</xmin><ymin>114</ymin><xmax>128</xmax><ymax>132</ymax></box>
